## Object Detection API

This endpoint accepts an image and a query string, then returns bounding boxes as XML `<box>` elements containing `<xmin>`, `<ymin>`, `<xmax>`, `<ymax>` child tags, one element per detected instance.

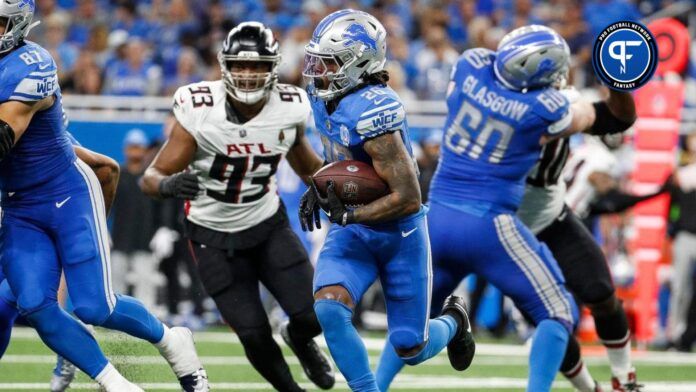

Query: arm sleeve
<box><xmin>589</xmin><ymin>188</ymin><xmax>665</xmax><ymax>215</ymax></box>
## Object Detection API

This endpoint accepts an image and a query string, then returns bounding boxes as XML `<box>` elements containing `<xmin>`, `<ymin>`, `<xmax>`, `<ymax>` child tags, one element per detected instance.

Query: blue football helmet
<box><xmin>0</xmin><ymin>0</ymin><xmax>37</xmax><ymax>54</ymax></box>
<box><xmin>494</xmin><ymin>25</ymin><xmax>570</xmax><ymax>91</ymax></box>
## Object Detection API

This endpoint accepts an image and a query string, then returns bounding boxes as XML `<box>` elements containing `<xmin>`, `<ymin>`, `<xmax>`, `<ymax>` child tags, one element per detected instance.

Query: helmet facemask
<box><xmin>302</xmin><ymin>50</ymin><xmax>354</xmax><ymax>101</ymax></box>
<box><xmin>0</xmin><ymin>14</ymin><xmax>33</xmax><ymax>54</ymax></box>
<box><xmin>218</xmin><ymin>52</ymin><xmax>280</xmax><ymax>105</ymax></box>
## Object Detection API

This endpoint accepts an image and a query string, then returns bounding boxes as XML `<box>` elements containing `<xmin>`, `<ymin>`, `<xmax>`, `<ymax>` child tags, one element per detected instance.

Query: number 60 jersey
<box><xmin>173</xmin><ymin>80</ymin><xmax>310</xmax><ymax>233</ymax></box>
<box><xmin>429</xmin><ymin>48</ymin><xmax>571</xmax><ymax>213</ymax></box>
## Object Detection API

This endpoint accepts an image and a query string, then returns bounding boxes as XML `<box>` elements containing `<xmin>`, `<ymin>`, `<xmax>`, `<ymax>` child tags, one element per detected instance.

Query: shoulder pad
<box><xmin>352</xmin><ymin>86</ymin><xmax>405</xmax><ymax>141</ymax></box>
<box><xmin>172</xmin><ymin>81</ymin><xmax>218</xmax><ymax>132</ymax></box>
<box><xmin>0</xmin><ymin>44</ymin><xmax>59</xmax><ymax>102</ymax></box>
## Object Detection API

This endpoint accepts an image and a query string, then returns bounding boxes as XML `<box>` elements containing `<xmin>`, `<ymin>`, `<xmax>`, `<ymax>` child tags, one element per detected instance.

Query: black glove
<box><xmin>318</xmin><ymin>180</ymin><xmax>355</xmax><ymax>226</ymax></box>
<box><xmin>299</xmin><ymin>180</ymin><xmax>322</xmax><ymax>232</ymax></box>
<box><xmin>159</xmin><ymin>172</ymin><xmax>201</xmax><ymax>200</ymax></box>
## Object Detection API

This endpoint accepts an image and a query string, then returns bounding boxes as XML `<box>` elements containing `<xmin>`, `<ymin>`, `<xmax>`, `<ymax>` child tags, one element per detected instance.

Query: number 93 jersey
<box><xmin>173</xmin><ymin>81</ymin><xmax>310</xmax><ymax>233</ymax></box>
<box><xmin>429</xmin><ymin>48</ymin><xmax>572</xmax><ymax>213</ymax></box>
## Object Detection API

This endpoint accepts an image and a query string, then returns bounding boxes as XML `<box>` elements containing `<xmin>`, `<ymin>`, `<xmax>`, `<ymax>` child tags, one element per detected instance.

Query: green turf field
<box><xmin>1</xmin><ymin>327</ymin><xmax>694</xmax><ymax>391</ymax></box>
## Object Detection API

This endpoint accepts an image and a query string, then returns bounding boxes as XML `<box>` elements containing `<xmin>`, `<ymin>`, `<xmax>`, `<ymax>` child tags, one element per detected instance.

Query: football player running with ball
<box><xmin>141</xmin><ymin>22</ymin><xmax>334</xmax><ymax>392</ymax></box>
<box><xmin>299</xmin><ymin>10</ymin><xmax>475</xmax><ymax>392</ymax></box>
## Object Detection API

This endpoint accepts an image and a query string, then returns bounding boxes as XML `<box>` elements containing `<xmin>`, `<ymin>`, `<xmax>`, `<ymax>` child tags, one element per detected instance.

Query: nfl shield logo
<box><xmin>340</xmin><ymin>125</ymin><xmax>350</xmax><ymax>146</ymax></box>
<box><xmin>343</xmin><ymin>181</ymin><xmax>358</xmax><ymax>200</ymax></box>
<box><xmin>239</xmin><ymin>129</ymin><xmax>247</xmax><ymax>138</ymax></box>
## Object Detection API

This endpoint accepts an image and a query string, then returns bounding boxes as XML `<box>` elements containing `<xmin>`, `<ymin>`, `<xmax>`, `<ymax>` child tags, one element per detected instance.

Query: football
<box><xmin>313</xmin><ymin>160</ymin><xmax>389</xmax><ymax>206</ymax></box>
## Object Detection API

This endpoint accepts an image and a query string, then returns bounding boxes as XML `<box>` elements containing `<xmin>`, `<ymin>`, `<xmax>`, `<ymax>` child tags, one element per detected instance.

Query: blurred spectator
<box><xmin>278</xmin><ymin>22</ymin><xmax>312</xmax><ymax>85</ymax></box>
<box><xmin>111</xmin><ymin>129</ymin><xmax>162</xmax><ymax>309</ymax></box>
<box><xmin>67</xmin><ymin>0</ymin><xmax>107</xmax><ymax>46</ymax></box>
<box><xmin>42</xmin><ymin>13</ymin><xmax>79</xmax><ymax>80</ymax></box>
<box><xmin>385</xmin><ymin>61</ymin><xmax>416</xmax><ymax>103</ymax></box>
<box><xmin>550</xmin><ymin>1</ymin><xmax>592</xmax><ymax>87</ymax></box>
<box><xmin>103</xmin><ymin>39</ymin><xmax>162</xmax><ymax>96</ymax></box>
<box><xmin>64</xmin><ymin>51</ymin><xmax>103</xmax><ymax>94</ymax></box>
<box><xmin>163</xmin><ymin>48</ymin><xmax>204</xmax><ymax>95</ymax></box>
<box><xmin>668</xmin><ymin>132</ymin><xmax>696</xmax><ymax>349</ymax></box>
<box><xmin>583</xmin><ymin>0</ymin><xmax>642</xmax><ymax>38</ymax></box>
<box><xmin>112</xmin><ymin>0</ymin><xmax>154</xmax><ymax>40</ymax></box>
<box><xmin>413</xmin><ymin>25</ymin><xmax>458</xmax><ymax>100</ymax></box>
<box><xmin>416</xmin><ymin>130</ymin><xmax>443</xmax><ymax>203</ymax></box>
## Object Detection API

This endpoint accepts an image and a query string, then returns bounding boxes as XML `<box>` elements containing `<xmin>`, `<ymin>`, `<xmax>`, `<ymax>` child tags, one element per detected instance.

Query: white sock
<box><xmin>563</xmin><ymin>360</ymin><xmax>596</xmax><ymax>392</ymax></box>
<box><xmin>154</xmin><ymin>324</ymin><xmax>172</xmax><ymax>348</ymax></box>
<box><xmin>95</xmin><ymin>363</ymin><xmax>129</xmax><ymax>389</ymax></box>
<box><xmin>603</xmin><ymin>331</ymin><xmax>632</xmax><ymax>382</ymax></box>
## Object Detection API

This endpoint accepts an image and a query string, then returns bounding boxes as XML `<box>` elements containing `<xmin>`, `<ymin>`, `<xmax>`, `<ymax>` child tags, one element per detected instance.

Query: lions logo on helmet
<box><xmin>494</xmin><ymin>25</ymin><xmax>570</xmax><ymax>92</ymax></box>
<box><xmin>218</xmin><ymin>22</ymin><xmax>281</xmax><ymax>104</ymax></box>
<box><xmin>0</xmin><ymin>0</ymin><xmax>38</xmax><ymax>54</ymax></box>
<box><xmin>303</xmin><ymin>9</ymin><xmax>387</xmax><ymax>101</ymax></box>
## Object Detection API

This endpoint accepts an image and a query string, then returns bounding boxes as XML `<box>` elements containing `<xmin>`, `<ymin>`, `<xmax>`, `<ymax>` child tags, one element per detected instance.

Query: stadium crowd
<box><xmin>31</xmin><ymin>0</ymin><xmax>685</xmax><ymax>101</ymax></box>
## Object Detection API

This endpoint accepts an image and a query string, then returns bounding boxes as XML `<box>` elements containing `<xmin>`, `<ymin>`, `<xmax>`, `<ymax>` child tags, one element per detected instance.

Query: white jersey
<box><xmin>517</xmin><ymin>88</ymin><xmax>578</xmax><ymax>233</ymax></box>
<box><xmin>173</xmin><ymin>81</ymin><xmax>310</xmax><ymax>233</ymax></box>
<box><xmin>563</xmin><ymin>136</ymin><xmax>618</xmax><ymax>218</ymax></box>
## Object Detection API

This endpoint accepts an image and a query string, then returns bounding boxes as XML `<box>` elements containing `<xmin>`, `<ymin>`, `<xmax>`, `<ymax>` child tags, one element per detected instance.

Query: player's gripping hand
<box><xmin>317</xmin><ymin>180</ymin><xmax>354</xmax><ymax>227</ymax></box>
<box><xmin>159</xmin><ymin>172</ymin><xmax>202</xmax><ymax>200</ymax></box>
<box><xmin>299</xmin><ymin>180</ymin><xmax>323</xmax><ymax>232</ymax></box>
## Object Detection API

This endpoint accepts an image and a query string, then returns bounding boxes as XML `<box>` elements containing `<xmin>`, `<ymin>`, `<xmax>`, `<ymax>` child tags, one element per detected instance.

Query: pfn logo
<box><xmin>592</xmin><ymin>21</ymin><xmax>657</xmax><ymax>91</ymax></box>
<box><xmin>608</xmin><ymin>40</ymin><xmax>642</xmax><ymax>74</ymax></box>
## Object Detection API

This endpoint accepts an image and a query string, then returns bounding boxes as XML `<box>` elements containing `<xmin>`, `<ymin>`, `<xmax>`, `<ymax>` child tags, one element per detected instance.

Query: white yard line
<box><xmin>0</xmin><ymin>379</ymin><xmax>695</xmax><ymax>391</ymax></box>
<box><xmin>9</xmin><ymin>327</ymin><xmax>696</xmax><ymax>364</ymax></box>
<box><xmin>3</xmin><ymin>353</ymin><xmax>696</xmax><ymax>367</ymax></box>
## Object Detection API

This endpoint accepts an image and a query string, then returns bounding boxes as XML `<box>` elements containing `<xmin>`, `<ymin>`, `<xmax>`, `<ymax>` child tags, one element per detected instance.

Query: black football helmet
<box><xmin>218</xmin><ymin>22</ymin><xmax>280</xmax><ymax>104</ymax></box>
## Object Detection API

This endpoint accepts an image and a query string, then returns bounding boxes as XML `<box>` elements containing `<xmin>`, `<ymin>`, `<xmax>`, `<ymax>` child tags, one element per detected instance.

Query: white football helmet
<box><xmin>0</xmin><ymin>0</ymin><xmax>38</xmax><ymax>54</ymax></box>
<box><xmin>304</xmin><ymin>9</ymin><xmax>387</xmax><ymax>101</ymax></box>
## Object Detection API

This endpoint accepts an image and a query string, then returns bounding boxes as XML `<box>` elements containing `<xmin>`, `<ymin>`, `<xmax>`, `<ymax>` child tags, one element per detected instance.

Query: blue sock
<box><xmin>375</xmin><ymin>340</ymin><xmax>404</xmax><ymax>391</ymax></box>
<box><xmin>314</xmin><ymin>300</ymin><xmax>379</xmax><ymax>392</ymax></box>
<box><xmin>527</xmin><ymin>319</ymin><xmax>570</xmax><ymax>392</ymax></box>
<box><xmin>0</xmin><ymin>299</ymin><xmax>18</xmax><ymax>357</ymax></box>
<box><xmin>399</xmin><ymin>315</ymin><xmax>457</xmax><ymax>366</ymax></box>
<box><xmin>101</xmin><ymin>295</ymin><xmax>164</xmax><ymax>343</ymax></box>
<box><xmin>26</xmin><ymin>303</ymin><xmax>108</xmax><ymax>378</ymax></box>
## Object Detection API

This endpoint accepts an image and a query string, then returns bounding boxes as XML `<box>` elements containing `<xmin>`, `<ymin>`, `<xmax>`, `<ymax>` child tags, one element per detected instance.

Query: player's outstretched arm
<box><xmin>546</xmin><ymin>90</ymin><xmax>636</xmax><ymax>143</ymax></box>
<box><xmin>141</xmin><ymin>120</ymin><xmax>200</xmax><ymax>199</ymax></box>
<box><xmin>74</xmin><ymin>146</ymin><xmax>120</xmax><ymax>215</ymax></box>
<box><xmin>0</xmin><ymin>98</ymin><xmax>54</xmax><ymax>160</ymax></box>
<box><xmin>351</xmin><ymin>132</ymin><xmax>421</xmax><ymax>224</ymax></box>
<box><xmin>286</xmin><ymin>123</ymin><xmax>324</xmax><ymax>183</ymax></box>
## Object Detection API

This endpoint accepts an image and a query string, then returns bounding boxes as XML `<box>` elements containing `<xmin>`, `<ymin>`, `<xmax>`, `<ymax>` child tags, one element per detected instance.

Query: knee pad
<box><xmin>237</xmin><ymin>326</ymin><xmax>275</xmax><ymax>348</ymax></box>
<box><xmin>15</xmin><ymin>290</ymin><xmax>54</xmax><ymax>317</ymax></box>
<box><xmin>587</xmin><ymin>295</ymin><xmax>620</xmax><ymax>318</ymax></box>
<box><xmin>388</xmin><ymin>328</ymin><xmax>423</xmax><ymax>354</ymax></box>
<box><xmin>314</xmin><ymin>299</ymin><xmax>352</xmax><ymax>331</ymax></box>
<box><xmin>73</xmin><ymin>303</ymin><xmax>112</xmax><ymax>326</ymax></box>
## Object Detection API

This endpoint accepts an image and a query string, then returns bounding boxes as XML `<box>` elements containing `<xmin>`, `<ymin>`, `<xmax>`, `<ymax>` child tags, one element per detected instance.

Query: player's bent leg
<box><xmin>190</xmin><ymin>241</ymin><xmax>301</xmax><ymax>391</ymax></box>
<box><xmin>538</xmin><ymin>209</ymin><xmax>636</xmax><ymax>389</ymax></box>
<box><xmin>64</xmin><ymin>160</ymin><xmax>208</xmax><ymax>391</ymax></box>
<box><xmin>480</xmin><ymin>214</ymin><xmax>577</xmax><ymax>392</ymax></box>
<box><xmin>257</xmin><ymin>225</ymin><xmax>334</xmax><ymax>389</ymax></box>
<box><xmin>315</xmin><ymin>286</ymin><xmax>378</xmax><ymax>392</ymax></box>
<box><xmin>560</xmin><ymin>335</ymin><xmax>602</xmax><ymax>392</ymax></box>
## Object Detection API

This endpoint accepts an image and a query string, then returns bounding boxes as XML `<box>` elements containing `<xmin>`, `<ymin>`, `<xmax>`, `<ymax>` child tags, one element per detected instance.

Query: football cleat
<box><xmin>611</xmin><ymin>369</ymin><xmax>642</xmax><ymax>391</ymax></box>
<box><xmin>157</xmin><ymin>327</ymin><xmax>210</xmax><ymax>391</ymax></box>
<box><xmin>281</xmin><ymin>321</ymin><xmax>335</xmax><ymax>390</ymax></box>
<box><xmin>49</xmin><ymin>355</ymin><xmax>76</xmax><ymax>392</ymax></box>
<box><xmin>178</xmin><ymin>368</ymin><xmax>210</xmax><ymax>392</ymax></box>
<box><xmin>441</xmin><ymin>295</ymin><xmax>476</xmax><ymax>371</ymax></box>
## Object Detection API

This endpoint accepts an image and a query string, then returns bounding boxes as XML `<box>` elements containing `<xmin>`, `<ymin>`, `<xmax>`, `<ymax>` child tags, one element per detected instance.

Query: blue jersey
<box><xmin>308</xmin><ymin>84</ymin><xmax>415</xmax><ymax>165</ymax></box>
<box><xmin>0</xmin><ymin>41</ymin><xmax>75</xmax><ymax>194</ymax></box>
<box><xmin>430</xmin><ymin>48</ymin><xmax>572</xmax><ymax>213</ymax></box>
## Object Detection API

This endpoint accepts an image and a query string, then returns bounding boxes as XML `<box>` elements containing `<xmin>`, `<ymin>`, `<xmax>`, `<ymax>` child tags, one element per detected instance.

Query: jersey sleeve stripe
<box><xmin>547</xmin><ymin>111</ymin><xmax>572</xmax><ymax>135</ymax></box>
<box><xmin>9</xmin><ymin>92</ymin><xmax>44</xmax><ymax>101</ymax></box>
<box><xmin>28</xmin><ymin>70</ymin><xmax>57</xmax><ymax>77</ymax></box>
<box><xmin>359</xmin><ymin>101</ymin><xmax>400</xmax><ymax>118</ymax></box>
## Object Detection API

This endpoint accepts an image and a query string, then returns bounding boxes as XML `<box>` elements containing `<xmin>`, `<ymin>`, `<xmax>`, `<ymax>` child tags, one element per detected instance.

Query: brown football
<box><xmin>313</xmin><ymin>160</ymin><xmax>389</xmax><ymax>206</ymax></box>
